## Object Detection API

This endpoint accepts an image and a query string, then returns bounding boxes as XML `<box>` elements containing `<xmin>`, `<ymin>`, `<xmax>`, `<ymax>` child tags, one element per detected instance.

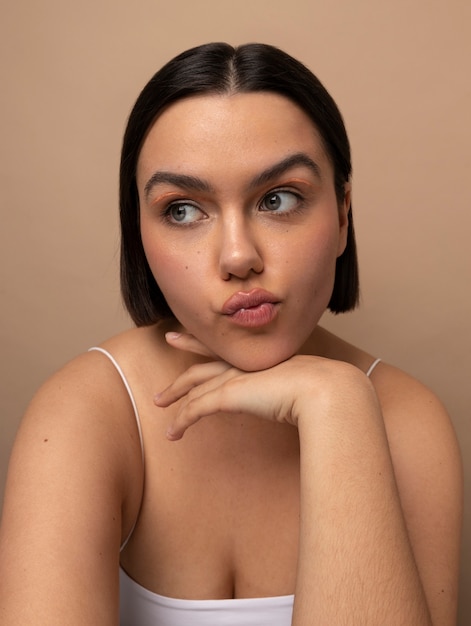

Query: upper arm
<box><xmin>0</xmin><ymin>352</ymin><xmax>143</xmax><ymax>625</ymax></box>
<box><xmin>378</xmin><ymin>368</ymin><xmax>463</xmax><ymax>626</ymax></box>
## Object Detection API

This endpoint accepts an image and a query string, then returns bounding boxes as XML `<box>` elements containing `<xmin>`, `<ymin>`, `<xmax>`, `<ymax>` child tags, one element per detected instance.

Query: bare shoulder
<box><xmin>326</xmin><ymin>329</ymin><xmax>464</xmax><ymax>523</ymax></box>
<box><xmin>0</xmin><ymin>331</ymin><xmax>146</xmax><ymax>624</ymax></box>
<box><xmin>315</xmin><ymin>327</ymin><xmax>460</xmax><ymax>458</ymax></box>
<box><xmin>369</xmin><ymin>359</ymin><xmax>461</xmax><ymax>467</ymax></box>
<box><xmin>316</xmin><ymin>327</ymin><xmax>462</xmax><ymax>619</ymax></box>
<box><xmin>368</xmin><ymin>360</ymin><xmax>463</xmax><ymax>537</ymax></box>
<box><xmin>370</xmin><ymin>361</ymin><xmax>463</xmax><ymax>622</ymax></box>
<box><xmin>11</xmin><ymin>338</ymin><xmax>144</xmax><ymax>474</ymax></box>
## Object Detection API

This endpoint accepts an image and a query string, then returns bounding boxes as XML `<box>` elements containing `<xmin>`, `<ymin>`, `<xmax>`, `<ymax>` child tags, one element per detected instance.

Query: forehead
<box><xmin>137</xmin><ymin>92</ymin><xmax>331</xmax><ymax>186</ymax></box>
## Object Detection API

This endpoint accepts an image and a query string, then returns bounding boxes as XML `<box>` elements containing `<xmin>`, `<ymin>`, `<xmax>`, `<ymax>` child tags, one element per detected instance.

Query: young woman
<box><xmin>0</xmin><ymin>43</ymin><xmax>462</xmax><ymax>625</ymax></box>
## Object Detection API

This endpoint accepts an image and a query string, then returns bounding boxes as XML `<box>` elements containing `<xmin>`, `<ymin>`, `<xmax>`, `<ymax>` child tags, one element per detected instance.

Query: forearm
<box><xmin>155</xmin><ymin>341</ymin><xmax>457</xmax><ymax>623</ymax></box>
<box><xmin>293</xmin><ymin>373</ymin><xmax>432</xmax><ymax>625</ymax></box>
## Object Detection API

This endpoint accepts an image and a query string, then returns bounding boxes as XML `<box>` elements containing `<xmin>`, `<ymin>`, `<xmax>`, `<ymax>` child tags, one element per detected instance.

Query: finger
<box><xmin>166</xmin><ymin>370</ymin><xmax>294</xmax><ymax>440</ymax></box>
<box><xmin>166</xmin><ymin>378</ymin><xmax>243</xmax><ymax>440</ymax></box>
<box><xmin>154</xmin><ymin>360</ymin><xmax>233</xmax><ymax>407</ymax></box>
<box><xmin>165</xmin><ymin>332</ymin><xmax>219</xmax><ymax>359</ymax></box>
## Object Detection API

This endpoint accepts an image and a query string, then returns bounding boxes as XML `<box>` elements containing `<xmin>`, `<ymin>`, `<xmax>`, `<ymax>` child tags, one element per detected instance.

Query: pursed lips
<box><xmin>221</xmin><ymin>288</ymin><xmax>280</xmax><ymax>315</ymax></box>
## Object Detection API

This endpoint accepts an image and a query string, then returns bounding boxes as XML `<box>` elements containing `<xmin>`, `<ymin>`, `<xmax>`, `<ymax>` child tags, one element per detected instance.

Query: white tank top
<box><xmin>120</xmin><ymin>567</ymin><xmax>294</xmax><ymax>626</ymax></box>
<box><xmin>89</xmin><ymin>347</ymin><xmax>381</xmax><ymax>625</ymax></box>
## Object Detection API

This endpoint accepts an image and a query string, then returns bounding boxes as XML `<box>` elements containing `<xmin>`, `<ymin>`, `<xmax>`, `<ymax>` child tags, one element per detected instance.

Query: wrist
<box><xmin>294</xmin><ymin>359</ymin><xmax>379</xmax><ymax>433</ymax></box>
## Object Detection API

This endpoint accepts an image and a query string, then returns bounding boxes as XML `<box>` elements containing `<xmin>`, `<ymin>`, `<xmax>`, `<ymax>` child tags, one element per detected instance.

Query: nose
<box><xmin>218</xmin><ymin>213</ymin><xmax>264</xmax><ymax>280</ymax></box>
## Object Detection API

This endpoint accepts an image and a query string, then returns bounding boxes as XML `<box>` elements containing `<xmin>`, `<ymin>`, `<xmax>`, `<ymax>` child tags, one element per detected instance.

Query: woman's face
<box><xmin>137</xmin><ymin>92</ymin><xmax>349</xmax><ymax>371</ymax></box>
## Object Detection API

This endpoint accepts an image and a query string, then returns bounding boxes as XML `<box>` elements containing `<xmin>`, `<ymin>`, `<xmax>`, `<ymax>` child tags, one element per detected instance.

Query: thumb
<box><xmin>165</xmin><ymin>332</ymin><xmax>219</xmax><ymax>359</ymax></box>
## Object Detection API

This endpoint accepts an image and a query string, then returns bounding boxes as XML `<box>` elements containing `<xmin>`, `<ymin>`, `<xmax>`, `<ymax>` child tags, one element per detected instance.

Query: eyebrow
<box><xmin>144</xmin><ymin>171</ymin><xmax>212</xmax><ymax>200</ymax></box>
<box><xmin>248</xmin><ymin>152</ymin><xmax>322</xmax><ymax>190</ymax></box>
<box><xmin>143</xmin><ymin>152</ymin><xmax>322</xmax><ymax>201</ymax></box>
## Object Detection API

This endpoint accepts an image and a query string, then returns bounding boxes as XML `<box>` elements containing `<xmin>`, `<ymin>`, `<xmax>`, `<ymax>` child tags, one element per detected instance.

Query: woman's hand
<box><xmin>155</xmin><ymin>331</ymin><xmax>300</xmax><ymax>440</ymax></box>
<box><xmin>154</xmin><ymin>331</ymin><xmax>364</xmax><ymax>441</ymax></box>
<box><xmin>155</xmin><ymin>332</ymin><xmax>458</xmax><ymax>626</ymax></box>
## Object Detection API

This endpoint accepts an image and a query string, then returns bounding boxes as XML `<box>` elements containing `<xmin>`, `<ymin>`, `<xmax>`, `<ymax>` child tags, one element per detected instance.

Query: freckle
<box><xmin>43</xmin><ymin>438</ymin><xmax>48</xmax><ymax>443</ymax></box>
<box><xmin>185</xmin><ymin>265</ymin><xmax>188</xmax><ymax>269</ymax></box>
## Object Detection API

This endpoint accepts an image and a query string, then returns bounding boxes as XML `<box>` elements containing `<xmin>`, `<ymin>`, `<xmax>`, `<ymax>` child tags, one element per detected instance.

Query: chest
<box><xmin>121</xmin><ymin>412</ymin><xmax>301</xmax><ymax>599</ymax></box>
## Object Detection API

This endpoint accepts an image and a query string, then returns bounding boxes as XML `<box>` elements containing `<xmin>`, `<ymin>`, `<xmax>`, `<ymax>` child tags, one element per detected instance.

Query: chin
<box><xmin>216</xmin><ymin>343</ymin><xmax>297</xmax><ymax>372</ymax></box>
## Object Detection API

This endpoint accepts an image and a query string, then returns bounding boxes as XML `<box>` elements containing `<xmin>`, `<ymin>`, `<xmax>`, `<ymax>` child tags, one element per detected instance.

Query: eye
<box><xmin>166</xmin><ymin>202</ymin><xmax>204</xmax><ymax>225</ymax></box>
<box><xmin>260</xmin><ymin>190</ymin><xmax>300</xmax><ymax>213</ymax></box>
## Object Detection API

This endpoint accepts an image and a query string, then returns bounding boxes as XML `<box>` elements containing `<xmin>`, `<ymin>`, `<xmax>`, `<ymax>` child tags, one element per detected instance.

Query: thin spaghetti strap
<box><xmin>88</xmin><ymin>347</ymin><xmax>144</xmax><ymax>461</ymax></box>
<box><xmin>366</xmin><ymin>358</ymin><xmax>382</xmax><ymax>378</ymax></box>
<box><xmin>88</xmin><ymin>347</ymin><xmax>144</xmax><ymax>550</ymax></box>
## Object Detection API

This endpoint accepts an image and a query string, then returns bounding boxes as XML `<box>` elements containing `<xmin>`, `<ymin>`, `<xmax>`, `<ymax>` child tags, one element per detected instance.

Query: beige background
<box><xmin>1</xmin><ymin>0</ymin><xmax>469</xmax><ymax>622</ymax></box>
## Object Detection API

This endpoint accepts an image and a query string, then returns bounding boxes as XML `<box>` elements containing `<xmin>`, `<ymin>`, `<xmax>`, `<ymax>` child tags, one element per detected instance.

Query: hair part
<box><xmin>120</xmin><ymin>42</ymin><xmax>360</xmax><ymax>326</ymax></box>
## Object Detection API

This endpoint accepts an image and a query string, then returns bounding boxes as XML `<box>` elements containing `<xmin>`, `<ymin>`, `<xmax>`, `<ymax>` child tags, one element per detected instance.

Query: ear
<box><xmin>337</xmin><ymin>182</ymin><xmax>351</xmax><ymax>257</ymax></box>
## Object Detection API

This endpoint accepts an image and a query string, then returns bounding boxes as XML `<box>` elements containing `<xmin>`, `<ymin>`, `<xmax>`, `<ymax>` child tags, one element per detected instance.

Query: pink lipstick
<box><xmin>221</xmin><ymin>289</ymin><xmax>279</xmax><ymax>328</ymax></box>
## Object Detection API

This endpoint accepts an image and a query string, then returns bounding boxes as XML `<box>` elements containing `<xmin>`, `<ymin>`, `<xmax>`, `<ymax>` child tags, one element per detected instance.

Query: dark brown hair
<box><xmin>120</xmin><ymin>42</ymin><xmax>359</xmax><ymax>325</ymax></box>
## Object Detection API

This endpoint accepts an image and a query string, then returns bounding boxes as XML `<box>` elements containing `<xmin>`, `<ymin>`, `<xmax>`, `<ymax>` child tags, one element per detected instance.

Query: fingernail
<box><xmin>165</xmin><ymin>332</ymin><xmax>181</xmax><ymax>341</ymax></box>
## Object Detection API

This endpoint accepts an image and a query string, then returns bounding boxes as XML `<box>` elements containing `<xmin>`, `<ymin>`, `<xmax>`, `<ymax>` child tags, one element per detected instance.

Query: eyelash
<box><xmin>258</xmin><ymin>188</ymin><xmax>305</xmax><ymax>215</ymax></box>
<box><xmin>160</xmin><ymin>201</ymin><xmax>204</xmax><ymax>227</ymax></box>
<box><xmin>159</xmin><ymin>187</ymin><xmax>306</xmax><ymax>227</ymax></box>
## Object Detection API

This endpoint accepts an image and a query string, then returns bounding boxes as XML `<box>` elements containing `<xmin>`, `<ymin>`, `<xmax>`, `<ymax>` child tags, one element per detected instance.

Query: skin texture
<box><xmin>137</xmin><ymin>93</ymin><xmax>349</xmax><ymax>371</ymax></box>
<box><xmin>0</xmin><ymin>93</ymin><xmax>462</xmax><ymax>625</ymax></box>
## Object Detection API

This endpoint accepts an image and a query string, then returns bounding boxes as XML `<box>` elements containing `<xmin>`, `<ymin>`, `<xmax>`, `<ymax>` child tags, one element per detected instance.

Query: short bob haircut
<box><xmin>120</xmin><ymin>42</ymin><xmax>359</xmax><ymax>326</ymax></box>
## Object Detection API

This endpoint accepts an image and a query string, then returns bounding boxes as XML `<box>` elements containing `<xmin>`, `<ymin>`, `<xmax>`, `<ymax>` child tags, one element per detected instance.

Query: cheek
<box><xmin>285</xmin><ymin>225</ymin><xmax>340</xmax><ymax>321</ymax></box>
<box><xmin>142</xmin><ymin>236</ymin><xmax>206</xmax><ymax>315</ymax></box>
<box><xmin>288</xmin><ymin>222</ymin><xmax>340</xmax><ymax>281</ymax></box>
